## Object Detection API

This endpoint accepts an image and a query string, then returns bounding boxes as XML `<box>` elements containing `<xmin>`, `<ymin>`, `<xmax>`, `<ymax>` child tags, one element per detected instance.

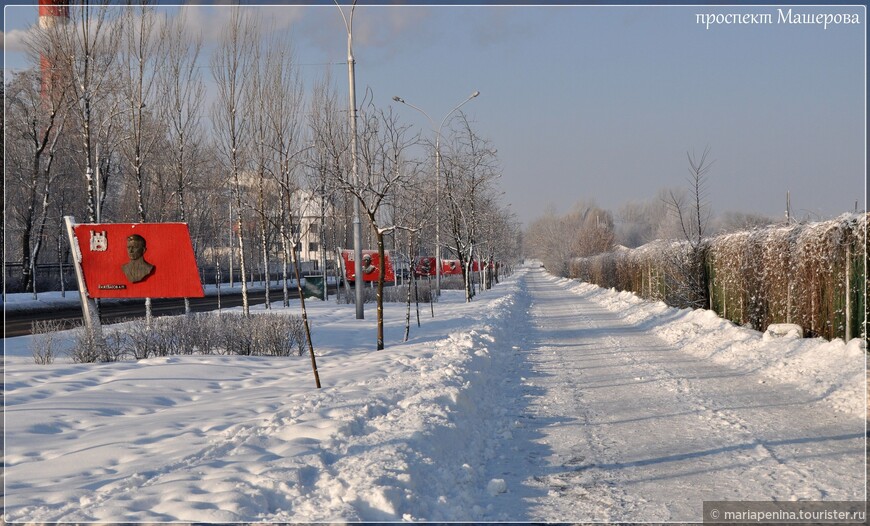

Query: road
<box><xmin>503</xmin><ymin>268</ymin><xmax>865</xmax><ymax>522</ymax></box>
<box><xmin>4</xmin><ymin>286</ymin><xmax>336</xmax><ymax>338</ymax></box>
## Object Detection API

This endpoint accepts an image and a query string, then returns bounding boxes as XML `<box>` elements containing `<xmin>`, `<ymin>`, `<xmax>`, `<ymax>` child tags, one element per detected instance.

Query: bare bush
<box><xmin>381</xmin><ymin>280</ymin><xmax>433</xmax><ymax>304</ymax></box>
<box><xmin>250</xmin><ymin>314</ymin><xmax>305</xmax><ymax>356</ymax></box>
<box><xmin>69</xmin><ymin>325</ymin><xmax>107</xmax><ymax>363</ymax></box>
<box><xmin>189</xmin><ymin>313</ymin><xmax>220</xmax><ymax>355</ymax></box>
<box><xmin>103</xmin><ymin>328</ymin><xmax>131</xmax><ymax>362</ymax></box>
<box><xmin>127</xmin><ymin>319</ymin><xmax>160</xmax><ymax>360</ymax></box>
<box><xmin>30</xmin><ymin>320</ymin><xmax>70</xmax><ymax>365</ymax></box>
<box><xmin>438</xmin><ymin>275</ymin><xmax>472</xmax><ymax>291</ymax></box>
<box><xmin>61</xmin><ymin>312</ymin><xmax>308</xmax><ymax>363</ymax></box>
<box><xmin>285</xmin><ymin>315</ymin><xmax>306</xmax><ymax>356</ymax></box>
<box><xmin>220</xmin><ymin>314</ymin><xmax>254</xmax><ymax>355</ymax></box>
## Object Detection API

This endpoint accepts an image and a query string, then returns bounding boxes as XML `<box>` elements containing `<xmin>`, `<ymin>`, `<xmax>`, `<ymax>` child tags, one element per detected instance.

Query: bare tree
<box><xmin>308</xmin><ymin>75</ymin><xmax>353</xmax><ymax>300</ymax></box>
<box><xmin>668</xmin><ymin>147</ymin><xmax>713</xmax><ymax>249</ymax></box>
<box><xmin>329</xmin><ymin>96</ymin><xmax>420</xmax><ymax>349</ymax></box>
<box><xmin>525</xmin><ymin>201</ymin><xmax>614</xmax><ymax>277</ymax></box>
<box><xmin>257</xmin><ymin>34</ymin><xmax>307</xmax><ymax>310</ymax></box>
<box><xmin>120</xmin><ymin>2</ymin><xmax>164</xmax><ymax>222</ymax></box>
<box><xmin>5</xmin><ymin>66</ymin><xmax>67</xmax><ymax>295</ymax></box>
<box><xmin>567</xmin><ymin>203</ymin><xmax>615</xmax><ymax>257</ymax></box>
<box><xmin>249</xmin><ymin>29</ymin><xmax>303</xmax><ymax>311</ymax></box>
<box><xmin>442</xmin><ymin>113</ymin><xmax>500</xmax><ymax>300</ymax></box>
<box><xmin>489</xmin><ymin>205</ymin><xmax>521</xmax><ymax>284</ymax></box>
<box><xmin>159</xmin><ymin>7</ymin><xmax>205</xmax><ymax>314</ymax></box>
<box><xmin>474</xmin><ymin>196</ymin><xmax>517</xmax><ymax>290</ymax></box>
<box><xmin>389</xmin><ymin>172</ymin><xmax>432</xmax><ymax>340</ymax></box>
<box><xmin>53</xmin><ymin>1</ymin><xmax>122</xmax><ymax>223</ymax></box>
<box><xmin>211</xmin><ymin>7</ymin><xmax>258</xmax><ymax>316</ymax></box>
<box><xmin>264</xmin><ymin>82</ymin><xmax>323</xmax><ymax>387</ymax></box>
<box><xmin>665</xmin><ymin>147</ymin><xmax>714</xmax><ymax>308</ymax></box>
<box><xmin>525</xmin><ymin>209</ymin><xmax>575</xmax><ymax>277</ymax></box>
<box><xmin>248</xmin><ymin>31</ymin><xmax>274</xmax><ymax>309</ymax></box>
<box><xmin>160</xmin><ymin>7</ymin><xmax>203</xmax><ymax>224</ymax></box>
<box><xmin>118</xmin><ymin>2</ymin><xmax>167</xmax><ymax>325</ymax></box>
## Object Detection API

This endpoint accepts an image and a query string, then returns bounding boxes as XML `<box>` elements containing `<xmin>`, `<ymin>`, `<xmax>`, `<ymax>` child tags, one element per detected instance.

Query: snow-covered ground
<box><xmin>3</xmin><ymin>265</ymin><xmax>865</xmax><ymax>522</ymax></box>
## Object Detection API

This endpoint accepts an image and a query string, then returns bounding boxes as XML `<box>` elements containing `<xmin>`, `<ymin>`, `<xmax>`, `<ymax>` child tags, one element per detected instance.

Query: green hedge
<box><xmin>570</xmin><ymin>213</ymin><xmax>867</xmax><ymax>341</ymax></box>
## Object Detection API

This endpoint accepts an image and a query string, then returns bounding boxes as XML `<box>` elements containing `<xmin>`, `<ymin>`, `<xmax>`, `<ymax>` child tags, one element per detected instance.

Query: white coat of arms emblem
<box><xmin>90</xmin><ymin>230</ymin><xmax>108</xmax><ymax>252</ymax></box>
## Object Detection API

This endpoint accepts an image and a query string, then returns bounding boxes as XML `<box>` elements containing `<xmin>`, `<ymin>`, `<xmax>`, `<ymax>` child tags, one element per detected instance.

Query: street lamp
<box><xmin>392</xmin><ymin>90</ymin><xmax>480</xmax><ymax>297</ymax></box>
<box><xmin>335</xmin><ymin>0</ymin><xmax>364</xmax><ymax>319</ymax></box>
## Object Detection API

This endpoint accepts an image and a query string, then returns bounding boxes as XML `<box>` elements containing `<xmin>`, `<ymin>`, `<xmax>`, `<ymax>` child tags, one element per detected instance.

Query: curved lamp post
<box><xmin>392</xmin><ymin>90</ymin><xmax>480</xmax><ymax>297</ymax></box>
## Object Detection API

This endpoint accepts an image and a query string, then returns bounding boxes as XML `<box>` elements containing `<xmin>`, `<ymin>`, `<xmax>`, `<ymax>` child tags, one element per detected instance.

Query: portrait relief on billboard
<box><xmin>441</xmin><ymin>259</ymin><xmax>463</xmax><ymax>275</ymax></box>
<box><xmin>341</xmin><ymin>249</ymin><xmax>395</xmax><ymax>282</ymax></box>
<box><xmin>73</xmin><ymin>223</ymin><xmax>204</xmax><ymax>298</ymax></box>
<box><xmin>414</xmin><ymin>257</ymin><xmax>436</xmax><ymax>277</ymax></box>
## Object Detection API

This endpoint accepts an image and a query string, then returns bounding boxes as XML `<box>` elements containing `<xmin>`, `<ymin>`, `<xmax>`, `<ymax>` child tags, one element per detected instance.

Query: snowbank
<box><xmin>3</xmin><ymin>271</ymin><xmax>532</xmax><ymax>522</ymax></box>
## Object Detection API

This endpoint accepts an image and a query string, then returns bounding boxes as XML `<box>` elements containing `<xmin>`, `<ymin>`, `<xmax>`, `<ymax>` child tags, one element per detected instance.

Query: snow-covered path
<box><xmin>508</xmin><ymin>268</ymin><xmax>864</xmax><ymax>522</ymax></box>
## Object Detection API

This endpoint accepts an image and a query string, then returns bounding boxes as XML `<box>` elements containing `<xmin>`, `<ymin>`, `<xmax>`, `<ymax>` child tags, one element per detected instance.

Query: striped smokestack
<box><xmin>38</xmin><ymin>0</ymin><xmax>69</xmax><ymax>28</ymax></box>
<box><xmin>38</xmin><ymin>0</ymin><xmax>69</xmax><ymax>101</ymax></box>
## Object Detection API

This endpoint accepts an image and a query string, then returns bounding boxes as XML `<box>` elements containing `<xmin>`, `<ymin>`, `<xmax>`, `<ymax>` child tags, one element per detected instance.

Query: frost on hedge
<box><xmin>570</xmin><ymin>213</ymin><xmax>867</xmax><ymax>340</ymax></box>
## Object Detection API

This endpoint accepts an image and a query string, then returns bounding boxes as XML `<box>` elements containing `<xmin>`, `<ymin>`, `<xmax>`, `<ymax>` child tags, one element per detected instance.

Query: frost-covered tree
<box><xmin>53</xmin><ymin>1</ymin><xmax>122</xmax><ymax>223</ymax></box>
<box><xmin>328</xmin><ymin>97</ymin><xmax>421</xmax><ymax>349</ymax></box>
<box><xmin>525</xmin><ymin>202</ymin><xmax>614</xmax><ymax>277</ymax></box>
<box><xmin>5</xmin><ymin>68</ymin><xmax>67</xmax><ymax>295</ymax></box>
<box><xmin>211</xmin><ymin>6</ymin><xmax>258</xmax><ymax>315</ymax></box>
<box><xmin>442</xmin><ymin>113</ymin><xmax>500</xmax><ymax>300</ymax></box>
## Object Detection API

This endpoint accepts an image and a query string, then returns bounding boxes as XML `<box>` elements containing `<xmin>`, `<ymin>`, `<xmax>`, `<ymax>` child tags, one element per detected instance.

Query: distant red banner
<box><xmin>441</xmin><ymin>259</ymin><xmax>463</xmax><ymax>275</ymax></box>
<box><xmin>342</xmin><ymin>249</ymin><xmax>395</xmax><ymax>282</ymax></box>
<box><xmin>414</xmin><ymin>257</ymin><xmax>436</xmax><ymax>277</ymax></box>
<box><xmin>73</xmin><ymin>223</ymin><xmax>204</xmax><ymax>299</ymax></box>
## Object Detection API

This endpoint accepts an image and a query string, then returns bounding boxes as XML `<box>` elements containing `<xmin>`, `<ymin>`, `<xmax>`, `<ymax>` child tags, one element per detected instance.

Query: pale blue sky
<box><xmin>4</xmin><ymin>2</ymin><xmax>866</xmax><ymax>225</ymax></box>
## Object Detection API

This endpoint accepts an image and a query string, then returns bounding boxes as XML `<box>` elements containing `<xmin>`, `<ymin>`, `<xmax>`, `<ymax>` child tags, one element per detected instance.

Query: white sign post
<box><xmin>64</xmin><ymin>216</ymin><xmax>103</xmax><ymax>340</ymax></box>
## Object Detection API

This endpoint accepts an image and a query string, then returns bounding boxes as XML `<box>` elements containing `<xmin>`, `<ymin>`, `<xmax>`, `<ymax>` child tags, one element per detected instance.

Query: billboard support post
<box><xmin>64</xmin><ymin>215</ymin><xmax>104</xmax><ymax>341</ymax></box>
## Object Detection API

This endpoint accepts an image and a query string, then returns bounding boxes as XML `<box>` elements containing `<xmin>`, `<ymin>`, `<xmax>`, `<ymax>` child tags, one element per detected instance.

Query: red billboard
<box><xmin>414</xmin><ymin>257</ymin><xmax>437</xmax><ymax>277</ymax></box>
<box><xmin>73</xmin><ymin>223</ymin><xmax>204</xmax><ymax>298</ymax></box>
<box><xmin>441</xmin><ymin>259</ymin><xmax>463</xmax><ymax>275</ymax></box>
<box><xmin>341</xmin><ymin>249</ymin><xmax>395</xmax><ymax>282</ymax></box>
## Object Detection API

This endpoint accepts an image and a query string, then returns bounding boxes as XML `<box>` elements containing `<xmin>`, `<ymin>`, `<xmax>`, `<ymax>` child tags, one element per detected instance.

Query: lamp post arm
<box><xmin>333</xmin><ymin>0</ymin><xmax>355</xmax><ymax>37</ymax></box>
<box><xmin>397</xmin><ymin>100</ymin><xmax>435</xmax><ymax>131</ymax></box>
<box><xmin>437</xmin><ymin>91</ymin><xmax>480</xmax><ymax>139</ymax></box>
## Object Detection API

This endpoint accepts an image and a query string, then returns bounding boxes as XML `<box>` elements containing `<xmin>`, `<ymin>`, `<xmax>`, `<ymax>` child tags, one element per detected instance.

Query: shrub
<box><xmin>30</xmin><ymin>320</ymin><xmax>70</xmax><ymax>365</ymax></box>
<box><xmin>54</xmin><ymin>311</ymin><xmax>308</xmax><ymax>363</ymax></box>
<box><xmin>69</xmin><ymin>325</ymin><xmax>108</xmax><ymax>363</ymax></box>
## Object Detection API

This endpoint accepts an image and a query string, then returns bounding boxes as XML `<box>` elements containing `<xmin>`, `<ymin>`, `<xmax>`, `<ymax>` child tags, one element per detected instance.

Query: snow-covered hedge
<box><xmin>570</xmin><ymin>213</ymin><xmax>867</xmax><ymax>340</ymax></box>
